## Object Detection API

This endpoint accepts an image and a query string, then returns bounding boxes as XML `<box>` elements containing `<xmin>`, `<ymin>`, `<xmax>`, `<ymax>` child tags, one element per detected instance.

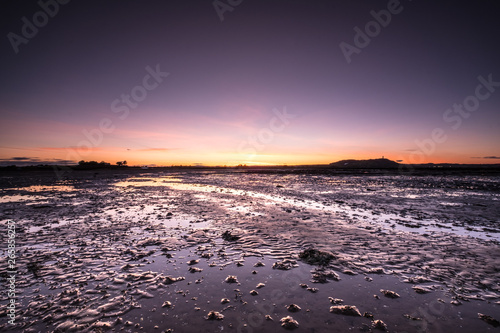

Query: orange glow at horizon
<box><xmin>1</xmin><ymin>144</ymin><xmax>498</xmax><ymax>167</ymax></box>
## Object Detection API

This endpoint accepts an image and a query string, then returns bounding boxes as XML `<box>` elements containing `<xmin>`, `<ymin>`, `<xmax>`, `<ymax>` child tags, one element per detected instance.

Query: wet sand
<box><xmin>1</xmin><ymin>168</ymin><xmax>499</xmax><ymax>332</ymax></box>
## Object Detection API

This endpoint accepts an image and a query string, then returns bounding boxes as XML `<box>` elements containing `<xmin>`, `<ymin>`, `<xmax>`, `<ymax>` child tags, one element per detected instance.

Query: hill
<box><xmin>330</xmin><ymin>158</ymin><xmax>400</xmax><ymax>169</ymax></box>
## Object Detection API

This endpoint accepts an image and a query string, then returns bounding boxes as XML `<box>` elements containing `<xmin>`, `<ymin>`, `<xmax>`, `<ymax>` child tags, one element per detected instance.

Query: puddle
<box><xmin>113</xmin><ymin>176</ymin><xmax>500</xmax><ymax>242</ymax></box>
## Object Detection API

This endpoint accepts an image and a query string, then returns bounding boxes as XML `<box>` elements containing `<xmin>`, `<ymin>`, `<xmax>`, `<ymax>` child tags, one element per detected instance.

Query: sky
<box><xmin>1</xmin><ymin>0</ymin><xmax>499</xmax><ymax>166</ymax></box>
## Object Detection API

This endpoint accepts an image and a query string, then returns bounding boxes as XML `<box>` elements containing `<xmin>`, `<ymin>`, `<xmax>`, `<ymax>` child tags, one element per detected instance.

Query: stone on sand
<box><xmin>280</xmin><ymin>316</ymin><xmax>299</xmax><ymax>329</ymax></box>
<box><xmin>329</xmin><ymin>305</ymin><xmax>362</xmax><ymax>316</ymax></box>
<box><xmin>205</xmin><ymin>311</ymin><xmax>224</xmax><ymax>320</ymax></box>
<box><xmin>478</xmin><ymin>313</ymin><xmax>500</xmax><ymax>327</ymax></box>
<box><xmin>380</xmin><ymin>289</ymin><xmax>400</xmax><ymax>298</ymax></box>
<box><xmin>225</xmin><ymin>275</ymin><xmax>239</xmax><ymax>283</ymax></box>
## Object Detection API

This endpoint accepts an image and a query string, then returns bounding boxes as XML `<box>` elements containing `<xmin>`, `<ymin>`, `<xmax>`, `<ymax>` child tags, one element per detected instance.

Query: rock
<box><xmin>158</xmin><ymin>275</ymin><xmax>185</xmax><ymax>285</ymax></box>
<box><xmin>221</xmin><ymin>298</ymin><xmax>230</xmax><ymax>304</ymax></box>
<box><xmin>254</xmin><ymin>261</ymin><xmax>265</xmax><ymax>267</ymax></box>
<box><xmin>372</xmin><ymin>319</ymin><xmax>387</xmax><ymax>331</ymax></box>
<box><xmin>250</xmin><ymin>290</ymin><xmax>259</xmax><ymax>296</ymax></box>
<box><xmin>225</xmin><ymin>275</ymin><xmax>239</xmax><ymax>283</ymax></box>
<box><xmin>412</xmin><ymin>286</ymin><xmax>431</xmax><ymax>294</ymax></box>
<box><xmin>256</xmin><ymin>283</ymin><xmax>265</xmax><ymax>289</ymax></box>
<box><xmin>280</xmin><ymin>316</ymin><xmax>299</xmax><ymax>329</ymax></box>
<box><xmin>188</xmin><ymin>267</ymin><xmax>203</xmax><ymax>273</ymax></box>
<box><xmin>311</xmin><ymin>269</ymin><xmax>340</xmax><ymax>283</ymax></box>
<box><xmin>329</xmin><ymin>305</ymin><xmax>362</xmax><ymax>316</ymax></box>
<box><xmin>286</xmin><ymin>304</ymin><xmax>301</xmax><ymax>312</ymax></box>
<box><xmin>368</xmin><ymin>267</ymin><xmax>385</xmax><ymax>274</ymax></box>
<box><xmin>265</xmin><ymin>315</ymin><xmax>273</xmax><ymax>321</ymax></box>
<box><xmin>273</xmin><ymin>259</ymin><xmax>298</xmax><ymax>270</ymax></box>
<box><xmin>380</xmin><ymin>289</ymin><xmax>400</xmax><ymax>298</ymax></box>
<box><xmin>187</xmin><ymin>259</ymin><xmax>199</xmax><ymax>265</ymax></box>
<box><xmin>478</xmin><ymin>313</ymin><xmax>500</xmax><ymax>327</ymax></box>
<box><xmin>328</xmin><ymin>297</ymin><xmax>343</xmax><ymax>304</ymax></box>
<box><xmin>161</xmin><ymin>301</ymin><xmax>173</xmax><ymax>308</ymax></box>
<box><xmin>404</xmin><ymin>314</ymin><xmax>422</xmax><ymax>321</ymax></box>
<box><xmin>205</xmin><ymin>311</ymin><xmax>224</xmax><ymax>320</ymax></box>
<box><xmin>404</xmin><ymin>276</ymin><xmax>430</xmax><ymax>284</ymax></box>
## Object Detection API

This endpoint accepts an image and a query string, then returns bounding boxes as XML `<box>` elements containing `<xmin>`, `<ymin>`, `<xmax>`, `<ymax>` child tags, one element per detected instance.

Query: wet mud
<box><xmin>0</xmin><ymin>169</ymin><xmax>499</xmax><ymax>332</ymax></box>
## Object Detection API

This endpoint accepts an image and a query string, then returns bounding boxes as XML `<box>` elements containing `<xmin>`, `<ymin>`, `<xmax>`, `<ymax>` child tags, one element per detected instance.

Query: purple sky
<box><xmin>1</xmin><ymin>0</ymin><xmax>499</xmax><ymax>166</ymax></box>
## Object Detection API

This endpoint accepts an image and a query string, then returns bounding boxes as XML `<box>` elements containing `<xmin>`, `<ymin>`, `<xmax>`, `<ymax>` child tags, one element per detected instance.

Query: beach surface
<box><xmin>1</xmin><ymin>168</ymin><xmax>499</xmax><ymax>332</ymax></box>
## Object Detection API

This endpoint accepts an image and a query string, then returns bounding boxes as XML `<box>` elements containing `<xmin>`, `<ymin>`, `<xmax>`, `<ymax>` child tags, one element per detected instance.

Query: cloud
<box><xmin>39</xmin><ymin>147</ymin><xmax>103</xmax><ymax>151</ymax></box>
<box><xmin>471</xmin><ymin>156</ymin><xmax>500</xmax><ymax>159</ymax></box>
<box><xmin>0</xmin><ymin>157</ymin><xmax>76</xmax><ymax>166</ymax></box>
<box><xmin>136</xmin><ymin>148</ymin><xmax>176</xmax><ymax>152</ymax></box>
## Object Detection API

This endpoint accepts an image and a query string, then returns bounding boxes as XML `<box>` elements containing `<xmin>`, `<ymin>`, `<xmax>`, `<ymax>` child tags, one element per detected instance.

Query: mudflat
<box><xmin>1</xmin><ymin>168</ymin><xmax>499</xmax><ymax>332</ymax></box>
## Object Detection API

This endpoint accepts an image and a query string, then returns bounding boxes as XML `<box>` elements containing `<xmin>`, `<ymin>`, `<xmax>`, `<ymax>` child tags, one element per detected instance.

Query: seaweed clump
<box><xmin>27</xmin><ymin>261</ymin><xmax>43</xmax><ymax>278</ymax></box>
<box><xmin>222</xmin><ymin>230</ymin><xmax>240</xmax><ymax>241</ymax></box>
<box><xmin>299</xmin><ymin>248</ymin><xmax>335</xmax><ymax>265</ymax></box>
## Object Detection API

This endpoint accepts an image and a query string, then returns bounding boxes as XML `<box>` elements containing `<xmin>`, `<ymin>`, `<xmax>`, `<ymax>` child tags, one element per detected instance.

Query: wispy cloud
<box><xmin>38</xmin><ymin>147</ymin><xmax>104</xmax><ymax>151</ymax></box>
<box><xmin>136</xmin><ymin>148</ymin><xmax>176</xmax><ymax>152</ymax></box>
<box><xmin>0</xmin><ymin>157</ymin><xmax>75</xmax><ymax>166</ymax></box>
<box><xmin>471</xmin><ymin>156</ymin><xmax>500</xmax><ymax>159</ymax></box>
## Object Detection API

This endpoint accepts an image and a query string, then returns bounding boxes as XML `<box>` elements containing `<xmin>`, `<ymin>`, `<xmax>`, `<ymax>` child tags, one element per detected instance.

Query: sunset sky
<box><xmin>1</xmin><ymin>0</ymin><xmax>499</xmax><ymax>166</ymax></box>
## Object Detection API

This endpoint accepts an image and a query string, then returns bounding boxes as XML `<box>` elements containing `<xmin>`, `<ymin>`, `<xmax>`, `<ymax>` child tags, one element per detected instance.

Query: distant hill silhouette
<box><xmin>330</xmin><ymin>158</ymin><xmax>400</xmax><ymax>169</ymax></box>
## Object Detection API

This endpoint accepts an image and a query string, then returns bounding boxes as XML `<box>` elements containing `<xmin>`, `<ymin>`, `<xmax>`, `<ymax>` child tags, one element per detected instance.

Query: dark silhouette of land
<box><xmin>329</xmin><ymin>158</ymin><xmax>400</xmax><ymax>169</ymax></box>
<box><xmin>1</xmin><ymin>159</ymin><xmax>500</xmax><ymax>184</ymax></box>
